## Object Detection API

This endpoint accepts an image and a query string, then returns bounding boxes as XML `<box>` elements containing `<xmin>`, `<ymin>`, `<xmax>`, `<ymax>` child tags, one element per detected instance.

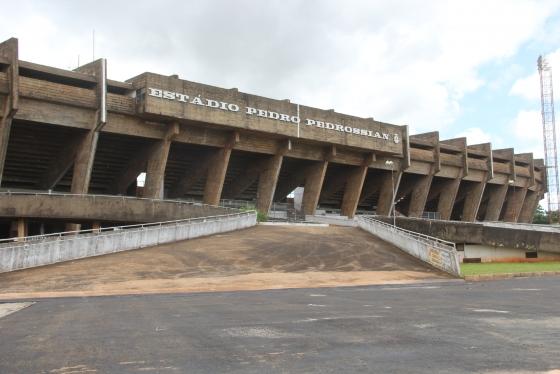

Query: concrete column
<box><xmin>503</xmin><ymin>187</ymin><xmax>528</xmax><ymax>222</ymax></box>
<box><xmin>377</xmin><ymin>171</ymin><xmax>402</xmax><ymax>216</ymax></box>
<box><xmin>302</xmin><ymin>161</ymin><xmax>328</xmax><ymax>215</ymax></box>
<box><xmin>143</xmin><ymin>139</ymin><xmax>172</xmax><ymax>199</ymax></box>
<box><xmin>17</xmin><ymin>218</ymin><xmax>27</xmax><ymax>239</ymax></box>
<box><xmin>0</xmin><ymin>38</ymin><xmax>19</xmax><ymax>186</ymax></box>
<box><xmin>408</xmin><ymin>174</ymin><xmax>434</xmax><ymax>218</ymax></box>
<box><xmin>340</xmin><ymin>165</ymin><xmax>368</xmax><ymax>218</ymax></box>
<box><xmin>437</xmin><ymin>178</ymin><xmax>461</xmax><ymax>220</ymax></box>
<box><xmin>518</xmin><ymin>190</ymin><xmax>540</xmax><ymax>223</ymax></box>
<box><xmin>70</xmin><ymin>130</ymin><xmax>99</xmax><ymax>194</ymax></box>
<box><xmin>484</xmin><ymin>184</ymin><xmax>508</xmax><ymax>221</ymax></box>
<box><xmin>203</xmin><ymin>148</ymin><xmax>232</xmax><ymax>206</ymax></box>
<box><xmin>256</xmin><ymin>154</ymin><xmax>283</xmax><ymax>214</ymax></box>
<box><xmin>462</xmin><ymin>181</ymin><xmax>486</xmax><ymax>222</ymax></box>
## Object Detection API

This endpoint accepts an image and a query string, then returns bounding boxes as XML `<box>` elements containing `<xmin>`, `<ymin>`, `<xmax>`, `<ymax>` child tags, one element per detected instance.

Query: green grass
<box><xmin>461</xmin><ymin>262</ymin><xmax>560</xmax><ymax>276</ymax></box>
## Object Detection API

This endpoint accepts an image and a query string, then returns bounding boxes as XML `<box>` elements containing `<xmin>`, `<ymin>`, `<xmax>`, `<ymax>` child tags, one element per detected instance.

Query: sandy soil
<box><xmin>0</xmin><ymin>225</ymin><xmax>450</xmax><ymax>299</ymax></box>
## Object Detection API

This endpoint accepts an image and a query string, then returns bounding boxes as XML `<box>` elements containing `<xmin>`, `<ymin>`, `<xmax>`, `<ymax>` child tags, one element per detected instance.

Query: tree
<box><xmin>532</xmin><ymin>205</ymin><xmax>548</xmax><ymax>224</ymax></box>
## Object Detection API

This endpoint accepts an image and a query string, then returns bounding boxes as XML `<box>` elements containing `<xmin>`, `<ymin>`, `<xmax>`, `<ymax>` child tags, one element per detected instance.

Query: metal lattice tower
<box><xmin>538</xmin><ymin>55</ymin><xmax>560</xmax><ymax>218</ymax></box>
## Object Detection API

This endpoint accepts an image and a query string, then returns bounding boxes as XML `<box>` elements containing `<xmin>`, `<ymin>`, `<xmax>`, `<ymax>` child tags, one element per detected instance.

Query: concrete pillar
<box><xmin>302</xmin><ymin>161</ymin><xmax>328</xmax><ymax>215</ymax></box>
<box><xmin>462</xmin><ymin>181</ymin><xmax>486</xmax><ymax>222</ymax></box>
<box><xmin>503</xmin><ymin>187</ymin><xmax>528</xmax><ymax>222</ymax></box>
<box><xmin>0</xmin><ymin>38</ymin><xmax>19</xmax><ymax>186</ymax></box>
<box><xmin>70</xmin><ymin>130</ymin><xmax>99</xmax><ymax>194</ymax></box>
<box><xmin>340</xmin><ymin>165</ymin><xmax>368</xmax><ymax>218</ymax></box>
<box><xmin>377</xmin><ymin>171</ymin><xmax>402</xmax><ymax>216</ymax></box>
<box><xmin>203</xmin><ymin>148</ymin><xmax>232</xmax><ymax>206</ymax></box>
<box><xmin>437</xmin><ymin>178</ymin><xmax>461</xmax><ymax>220</ymax></box>
<box><xmin>143</xmin><ymin>139</ymin><xmax>172</xmax><ymax>199</ymax></box>
<box><xmin>408</xmin><ymin>174</ymin><xmax>433</xmax><ymax>218</ymax></box>
<box><xmin>256</xmin><ymin>154</ymin><xmax>283</xmax><ymax>214</ymax></box>
<box><xmin>484</xmin><ymin>184</ymin><xmax>508</xmax><ymax>221</ymax></box>
<box><xmin>16</xmin><ymin>218</ymin><xmax>27</xmax><ymax>239</ymax></box>
<box><xmin>518</xmin><ymin>190</ymin><xmax>540</xmax><ymax>223</ymax></box>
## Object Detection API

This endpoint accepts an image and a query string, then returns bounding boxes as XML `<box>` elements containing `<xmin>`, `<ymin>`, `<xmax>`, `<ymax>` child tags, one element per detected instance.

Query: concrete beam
<box><xmin>38</xmin><ymin>132</ymin><xmax>84</xmax><ymax>189</ymax></box>
<box><xmin>0</xmin><ymin>38</ymin><xmax>19</xmax><ymax>186</ymax></box>
<box><xmin>143</xmin><ymin>122</ymin><xmax>179</xmax><ymax>198</ymax></box>
<box><xmin>203</xmin><ymin>132</ymin><xmax>238</xmax><ymax>205</ymax></box>
<box><xmin>410</xmin><ymin>131</ymin><xmax>440</xmax><ymax>173</ymax></box>
<box><xmin>340</xmin><ymin>165</ymin><xmax>368</xmax><ymax>218</ymax></box>
<box><xmin>461</xmin><ymin>180</ymin><xmax>486</xmax><ymax>222</ymax></box>
<box><xmin>483</xmin><ymin>184</ymin><xmax>508</xmax><ymax>221</ymax></box>
<box><xmin>441</xmin><ymin>137</ymin><xmax>468</xmax><ymax>177</ymax></box>
<box><xmin>256</xmin><ymin>154</ymin><xmax>283</xmax><ymax>214</ymax></box>
<box><xmin>70</xmin><ymin>59</ymin><xmax>107</xmax><ymax>195</ymax></box>
<box><xmin>437</xmin><ymin>178</ymin><xmax>461</xmax><ymax>220</ymax></box>
<box><xmin>503</xmin><ymin>187</ymin><xmax>528</xmax><ymax>223</ymax></box>
<box><xmin>377</xmin><ymin>170</ymin><xmax>402</xmax><ymax>216</ymax></box>
<box><xmin>492</xmin><ymin>148</ymin><xmax>515</xmax><ymax>182</ymax></box>
<box><xmin>408</xmin><ymin>174</ymin><xmax>434</xmax><ymax>218</ymax></box>
<box><xmin>518</xmin><ymin>190</ymin><xmax>540</xmax><ymax>224</ymax></box>
<box><xmin>468</xmin><ymin>143</ymin><xmax>493</xmax><ymax>180</ymax></box>
<box><xmin>302</xmin><ymin>161</ymin><xmax>328</xmax><ymax>215</ymax></box>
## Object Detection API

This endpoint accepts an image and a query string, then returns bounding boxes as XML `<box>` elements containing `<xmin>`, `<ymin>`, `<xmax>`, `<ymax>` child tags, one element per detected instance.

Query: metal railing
<box><xmin>0</xmin><ymin>211</ymin><xmax>257</xmax><ymax>273</ymax></box>
<box><xmin>357</xmin><ymin>215</ymin><xmax>461</xmax><ymax>276</ymax></box>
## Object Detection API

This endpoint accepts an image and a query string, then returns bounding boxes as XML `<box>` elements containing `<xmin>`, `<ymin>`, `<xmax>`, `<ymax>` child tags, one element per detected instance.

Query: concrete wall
<box><xmin>461</xmin><ymin>244</ymin><xmax>560</xmax><ymax>262</ymax></box>
<box><xmin>0</xmin><ymin>193</ymin><xmax>230</xmax><ymax>223</ymax></box>
<box><xmin>357</xmin><ymin>216</ymin><xmax>461</xmax><ymax>276</ymax></box>
<box><xmin>0</xmin><ymin>212</ymin><xmax>257</xmax><ymax>273</ymax></box>
<box><xmin>373</xmin><ymin>216</ymin><xmax>560</xmax><ymax>254</ymax></box>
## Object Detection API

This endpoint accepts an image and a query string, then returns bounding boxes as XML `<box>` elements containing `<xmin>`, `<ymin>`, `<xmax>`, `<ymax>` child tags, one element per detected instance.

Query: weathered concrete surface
<box><xmin>0</xmin><ymin>278</ymin><xmax>559</xmax><ymax>373</ymax></box>
<box><xmin>0</xmin><ymin>193</ymin><xmax>229</xmax><ymax>223</ymax></box>
<box><xmin>0</xmin><ymin>212</ymin><xmax>256</xmax><ymax>273</ymax></box>
<box><xmin>374</xmin><ymin>216</ymin><xmax>560</xmax><ymax>253</ymax></box>
<box><xmin>0</xmin><ymin>225</ymin><xmax>448</xmax><ymax>299</ymax></box>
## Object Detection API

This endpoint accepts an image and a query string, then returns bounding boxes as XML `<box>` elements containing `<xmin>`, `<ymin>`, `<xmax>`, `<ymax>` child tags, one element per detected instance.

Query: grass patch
<box><xmin>461</xmin><ymin>262</ymin><xmax>560</xmax><ymax>276</ymax></box>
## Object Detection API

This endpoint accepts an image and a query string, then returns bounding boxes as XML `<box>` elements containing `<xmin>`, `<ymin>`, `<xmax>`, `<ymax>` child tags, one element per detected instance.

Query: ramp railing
<box><xmin>357</xmin><ymin>215</ymin><xmax>461</xmax><ymax>276</ymax></box>
<box><xmin>0</xmin><ymin>211</ymin><xmax>257</xmax><ymax>273</ymax></box>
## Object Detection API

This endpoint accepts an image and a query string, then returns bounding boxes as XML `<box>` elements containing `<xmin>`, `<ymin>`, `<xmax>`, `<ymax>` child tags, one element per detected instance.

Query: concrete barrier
<box><xmin>0</xmin><ymin>212</ymin><xmax>257</xmax><ymax>273</ymax></box>
<box><xmin>357</xmin><ymin>215</ymin><xmax>461</xmax><ymax>277</ymax></box>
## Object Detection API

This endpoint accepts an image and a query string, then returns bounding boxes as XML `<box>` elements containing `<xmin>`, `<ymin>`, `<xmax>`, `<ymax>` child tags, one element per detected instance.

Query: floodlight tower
<box><xmin>538</xmin><ymin>55</ymin><xmax>560</xmax><ymax>221</ymax></box>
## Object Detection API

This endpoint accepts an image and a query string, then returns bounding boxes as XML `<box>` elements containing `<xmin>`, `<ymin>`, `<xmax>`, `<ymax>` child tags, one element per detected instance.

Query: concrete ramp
<box><xmin>0</xmin><ymin>225</ymin><xmax>449</xmax><ymax>299</ymax></box>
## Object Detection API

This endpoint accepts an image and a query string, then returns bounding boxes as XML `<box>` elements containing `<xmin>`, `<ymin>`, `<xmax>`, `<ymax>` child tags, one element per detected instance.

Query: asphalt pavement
<box><xmin>0</xmin><ymin>277</ymin><xmax>559</xmax><ymax>373</ymax></box>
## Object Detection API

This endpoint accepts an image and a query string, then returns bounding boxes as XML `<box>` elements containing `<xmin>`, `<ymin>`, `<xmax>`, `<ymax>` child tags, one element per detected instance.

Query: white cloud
<box><xmin>510</xmin><ymin>109</ymin><xmax>544</xmax><ymax>158</ymax></box>
<box><xmin>510</xmin><ymin>49</ymin><xmax>560</xmax><ymax>101</ymax></box>
<box><xmin>1</xmin><ymin>0</ymin><xmax>559</xmax><ymax>138</ymax></box>
<box><xmin>456</xmin><ymin>127</ymin><xmax>493</xmax><ymax>145</ymax></box>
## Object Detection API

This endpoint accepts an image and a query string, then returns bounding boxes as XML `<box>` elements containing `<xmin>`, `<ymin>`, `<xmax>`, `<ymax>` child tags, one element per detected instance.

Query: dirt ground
<box><xmin>0</xmin><ymin>225</ymin><xmax>450</xmax><ymax>299</ymax></box>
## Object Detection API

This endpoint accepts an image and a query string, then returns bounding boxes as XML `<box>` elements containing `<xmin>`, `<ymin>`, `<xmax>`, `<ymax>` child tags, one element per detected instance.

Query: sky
<box><xmin>1</xmin><ymin>0</ymin><xmax>560</xmax><ymax>160</ymax></box>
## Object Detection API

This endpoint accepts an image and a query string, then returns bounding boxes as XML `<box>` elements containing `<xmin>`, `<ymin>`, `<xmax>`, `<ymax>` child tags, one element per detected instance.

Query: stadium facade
<box><xmin>0</xmin><ymin>38</ymin><xmax>545</xmax><ymax>237</ymax></box>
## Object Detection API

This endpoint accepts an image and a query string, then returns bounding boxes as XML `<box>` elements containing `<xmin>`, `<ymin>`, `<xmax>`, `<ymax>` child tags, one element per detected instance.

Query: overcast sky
<box><xmin>2</xmin><ymin>0</ymin><xmax>560</xmax><ymax>159</ymax></box>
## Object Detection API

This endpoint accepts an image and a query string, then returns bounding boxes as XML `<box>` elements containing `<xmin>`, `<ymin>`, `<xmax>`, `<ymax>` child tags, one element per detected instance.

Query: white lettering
<box><xmin>344</xmin><ymin>126</ymin><xmax>353</xmax><ymax>133</ymax></box>
<box><xmin>306</xmin><ymin>119</ymin><xmax>316</xmax><ymax>126</ymax></box>
<box><xmin>257</xmin><ymin>109</ymin><xmax>268</xmax><ymax>118</ymax></box>
<box><xmin>228</xmin><ymin>103</ymin><xmax>240</xmax><ymax>112</ymax></box>
<box><xmin>291</xmin><ymin>116</ymin><xmax>300</xmax><ymax>124</ymax></box>
<box><xmin>175</xmin><ymin>93</ymin><xmax>189</xmax><ymax>102</ymax></box>
<box><xmin>206</xmin><ymin>99</ymin><xmax>220</xmax><ymax>108</ymax></box>
<box><xmin>352</xmin><ymin>128</ymin><xmax>360</xmax><ymax>135</ymax></box>
<box><xmin>163</xmin><ymin>90</ymin><xmax>175</xmax><ymax>100</ymax></box>
<box><xmin>191</xmin><ymin>96</ymin><xmax>204</xmax><ymax>106</ymax></box>
<box><xmin>335</xmin><ymin>124</ymin><xmax>344</xmax><ymax>132</ymax></box>
<box><xmin>360</xmin><ymin>129</ymin><xmax>368</xmax><ymax>136</ymax></box>
<box><xmin>279</xmin><ymin>114</ymin><xmax>290</xmax><ymax>122</ymax></box>
<box><xmin>246</xmin><ymin>107</ymin><xmax>257</xmax><ymax>115</ymax></box>
<box><xmin>148</xmin><ymin>88</ymin><xmax>162</xmax><ymax>98</ymax></box>
<box><xmin>382</xmin><ymin>133</ymin><xmax>389</xmax><ymax>140</ymax></box>
<box><xmin>316</xmin><ymin>121</ymin><xmax>325</xmax><ymax>128</ymax></box>
<box><xmin>268</xmin><ymin>111</ymin><xmax>280</xmax><ymax>120</ymax></box>
<box><xmin>325</xmin><ymin>122</ymin><xmax>335</xmax><ymax>130</ymax></box>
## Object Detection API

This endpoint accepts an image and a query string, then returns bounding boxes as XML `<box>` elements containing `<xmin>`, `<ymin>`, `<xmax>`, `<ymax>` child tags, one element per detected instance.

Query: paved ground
<box><xmin>0</xmin><ymin>277</ymin><xmax>559</xmax><ymax>373</ymax></box>
<box><xmin>0</xmin><ymin>225</ymin><xmax>448</xmax><ymax>299</ymax></box>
